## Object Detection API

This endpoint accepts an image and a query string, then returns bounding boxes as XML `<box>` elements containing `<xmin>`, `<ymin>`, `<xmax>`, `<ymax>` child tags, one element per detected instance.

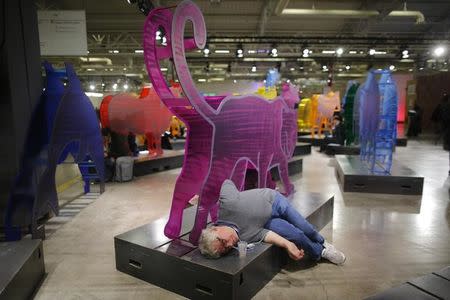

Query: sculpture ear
<box><xmin>64</xmin><ymin>63</ymin><xmax>82</xmax><ymax>90</ymax></box>
<box><xmin>43</xmin><ymin>61</ymin><xmax>54</xmax><ymax>74</ymax></box>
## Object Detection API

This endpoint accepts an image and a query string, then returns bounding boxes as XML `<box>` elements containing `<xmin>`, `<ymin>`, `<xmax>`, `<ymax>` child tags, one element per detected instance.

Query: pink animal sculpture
<box><xmin>143</xmin><ymin>0</ymin><xmax>299</xmax><ymax>244</ymax></box>
<box><xmin>100</xmin><ymin>86</ymin><xmax>174</xmax><ymax>156</ymax></box>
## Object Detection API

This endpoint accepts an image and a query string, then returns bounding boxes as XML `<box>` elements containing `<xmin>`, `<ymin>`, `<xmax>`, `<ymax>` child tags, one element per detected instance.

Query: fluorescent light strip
<box><xmin>247</xmin><ymin>50</ymin><xmax>257</xmax><ymax>54</ymax></box>
<box><xmin>214</xmin><ymin>50</ymin><xmax>230</xmax><ymax>54</ymax></box>
<box><xmin>85</xmin><ymin>92</ymin><xmax>104</xmax><ymax>97</ymax></box>
<box><xmin>349</xmin><ymin>50</ymin><xmax>357</xmax><ymax>54</ymax></box>
<box><xmin>198</xmin><ymin>78</ymin><xmax>207</xmax><ymax>82</ymax></box>
<box><xmin>135</xmin><ymin>49</ymin><xmax>144</xmax><ymax>53</ymax></box>
<box><xmin>322</xmin><ymin>50</ymin><xmax>336</xmax><ymax>54</ymax></box>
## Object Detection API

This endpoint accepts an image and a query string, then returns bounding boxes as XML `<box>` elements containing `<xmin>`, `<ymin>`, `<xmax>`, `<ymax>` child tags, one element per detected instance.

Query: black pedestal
<box><xmin>325</xmin><ymin>144</ymin><xmax>360</xmax><ymax>156</ymax></box>
<box><xmin>366</xmin><ymin>266</ymin><xmax>450</xmax><ymax>300</ymax></box>
<box><xmin>293</xmin><ymin>143</ymin><xmax>312</xmax><ymax>156</ymax></box>
<box><xmin>297</xmin><ymin>135</ymin><xmax>327</xmax><ymax>147</ymax></box>
<box><xmin>335</xmin><ymin>155</ymin><xmax>424</xmax><ymax>195</ymax></box>
<box><xmin>0</xmin><ymin>239</ymin><xmax>45</xmax><ymax>300</ymax></box>
<box><xmin>133</xmin><ymin>150</ymin><xmax>184</xmax><ymax>176</ymax></box>
<box><xmin>396</xmin><ymin>136</ymin><xmax>408</xmax><ymax>147</ymax></box>
<box><xmin>115</xmin><ymin>192</ymin><xmax>334</xmax><ymax>300</ymax></box>
<box><xmin>270</xmin><ymin>157</ymin><xmax>302</xmax><ymax>181</ymax></box>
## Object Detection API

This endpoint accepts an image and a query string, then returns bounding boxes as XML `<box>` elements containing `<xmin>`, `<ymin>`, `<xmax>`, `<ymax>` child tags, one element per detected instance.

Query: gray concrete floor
<box><xmin>35</xmin><ymin>138</ymin><xmax>450</xmax><ymax>300</ymax></box>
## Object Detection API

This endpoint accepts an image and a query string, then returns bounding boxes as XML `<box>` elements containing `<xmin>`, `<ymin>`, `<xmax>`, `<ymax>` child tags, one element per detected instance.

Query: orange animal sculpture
<box><xmin>99</xmin><ymin>86</ymin><xmax>177</xmax><ymax>156</ymax></box>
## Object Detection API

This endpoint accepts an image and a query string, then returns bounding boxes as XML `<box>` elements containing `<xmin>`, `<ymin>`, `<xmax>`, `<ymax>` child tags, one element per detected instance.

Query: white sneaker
<box><xmin>321</xmin><ymin>243</ymin><xmax>346</xmax><ymax>265</ymax></box>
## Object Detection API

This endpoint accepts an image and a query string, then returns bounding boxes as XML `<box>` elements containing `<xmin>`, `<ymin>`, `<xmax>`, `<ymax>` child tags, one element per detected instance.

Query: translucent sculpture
<box><xmin>359</xmin><ymin>69</ymin><xmax>398</xmax><ymax>174</ymax></box>
<box><xmin>5</xmin><ymin>63</ymin><xmax>104</xmax><ymax>240</ymax></box>
<box><xmin>143</xmin><ymin>0</ymin><xmax>299</xmax><ymax>244</ymax></box>
<box><xmin>342</xmin><ymin>81</ymin><xmax>360</xmax><ymax>145</ymax></box>
<box><xmin>100</xmin><ymin>86</ymin><xmax>174</xmax><ymax>156</ymax></box>
<box><xmin>297</xmin><ymin>97</ymin><xmax>311</xmax><ymax>131</ymax></box>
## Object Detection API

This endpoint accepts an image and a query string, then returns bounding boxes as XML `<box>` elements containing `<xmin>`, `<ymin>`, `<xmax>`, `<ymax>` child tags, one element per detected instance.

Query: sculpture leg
<box><xmin>258</xmin><ymin>156</ymin><xmax>273</xmax><ymax>188</ymax></box>
<box><xmin>189</xmin><ymin>158</ymin><xmax>234</xmax><ymax>245</ymax></box>
<box><xmin>163</xmin><ymin>152</ymin><xmax>209</xmax><ymax>238</ymax></box>
<box><xmin>278</xmin><ymin>157</ymin><xmax>294</xmax><ymax>196</ymax></box>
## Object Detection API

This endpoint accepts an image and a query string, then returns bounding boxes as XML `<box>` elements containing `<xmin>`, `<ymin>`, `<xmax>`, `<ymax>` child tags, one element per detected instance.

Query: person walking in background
<box><xmin>440</xmin><ymin>95</ymin><xmax>450</xmax><ymax>175</ymax></box>
<box><xmin>431</xmin><ymin>93</ymin><xmax>448</xmax><ymax>144</ymax></box>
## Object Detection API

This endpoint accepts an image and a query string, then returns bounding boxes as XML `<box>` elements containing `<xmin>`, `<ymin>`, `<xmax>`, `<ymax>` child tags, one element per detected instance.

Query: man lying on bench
<box><xmin>199</xmin><ymin>180</ymin><xmax>346</xmax><ymax>265</ymax></box>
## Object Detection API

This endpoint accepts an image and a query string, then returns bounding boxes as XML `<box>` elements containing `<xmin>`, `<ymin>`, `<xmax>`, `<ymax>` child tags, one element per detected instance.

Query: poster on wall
<box><xmin>38</xmin><ymin>10</ymin><xmax>88</xmax><ymax>56</ymax></box>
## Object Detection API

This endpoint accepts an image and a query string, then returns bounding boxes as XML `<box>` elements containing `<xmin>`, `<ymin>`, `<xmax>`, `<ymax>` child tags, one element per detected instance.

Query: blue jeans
<box><xmin>265</xmin><ymin>192</ymin><xmax>324</xmax><ymax>260</ymax></box>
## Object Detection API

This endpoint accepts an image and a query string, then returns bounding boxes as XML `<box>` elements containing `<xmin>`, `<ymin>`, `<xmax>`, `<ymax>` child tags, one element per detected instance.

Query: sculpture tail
<box><xmin>171</xmin><ymin>0</ymin><xmax>216</xmax><ymax>120</ymax></box>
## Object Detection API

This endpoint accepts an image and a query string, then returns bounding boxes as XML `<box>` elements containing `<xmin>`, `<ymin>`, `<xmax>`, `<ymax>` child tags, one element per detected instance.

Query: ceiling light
<box><xmin>322</xmin><ymin>50</ymin><xmax>336</xmax><ymax>54</ymax></box>
<box><xmin>251</xmin><ymin>64</ymin><xmax>256</xmax><ymax>72</ymax></box>
<box><xmin>198</xmin><ymin>78</ymin><xmax>207</xmax><ymax>82</ymax></box>
<box><xmin>233</xmin><ymin>79</ymin><xmax>237</xmax><ymax>83</ymax></box>
<box><xmin>135</xmin><ymin>49</ymin><xmax>144</xmax><ymax>53</ymax></box>
<box><xmin>247</xmin><ymin>50</ymin><xmax>256</xmax><ymax>54</ymax></box>
<box><xmin>162</xmin><ymin>36</ymin><xmax>167</xmax><ymax>45</ymax></box>
<box><xmin>349</xmin><ymin>50</ymin><xmax>357</xmax><ymax>54</ymax></box>
<box><xmin>270</xmin><ymin>45</ymin><xmax>278</xmax><ymax>57</ymax></box>
<box><xmin>123</xmin><ymin>84</ymin><xmax>129</xmax><ymax>90</ymax></box>
<box><xmin>160</xmin><ymin>67</ymin><xmax>168</xmax><ymax>71</ymax></box>
<box><xmin>113</xmin><ymin>83</ymin><xmax>118</xmax><ymax>90</ymax></box>
<box><xmin>203</xmin><ymin>47</ymin><xmax>210</xmax><ymax>57</ymax></box>
<box><xmin>345</xmin><ymin>65</ymin><xmax>351</xmax><ymax>70</ymax></box>
<box><xmin>101</xmin><ymin>82</ymin><xmax>105</xmax><ymax>87</ymax></box>
<box><xmin>389</xmin><ymin>65</ymin><xmax>395</xmax><ymax>71</ymax></box>
<box><xmin>369</xmin><ymin>49</ymin><xmax>376</xmax><ymax>55</ymax></box>
<box><xmin>215</xmin><ymin>50</ymin><xmax>230</xmax><ymax>54</ymax></box>
<box><xmin>156</xmin><ymin>30</ymin><xmax>161</xmax><ymax>40</ymax></box>
<box><xmin>336</xmin><ymin>48</ymin><xmax>344</xmax><ymax>56</ymax></box>
<box><xmin>290</xmin><ymin>67</ymin><xmax>295</xmax><ymax>71</ymax></box>
<box><xmin>402</xmin><ymin>49</ymin><xmax>409</xmax><ymax>59</ymax></box>
<box><xmin>433</xmin><ymin>46</ymin><xmax>446</xmax><ymax>57</ymax></box>
<box><xmin>322</xmin><ymin>65</ymin><xmax>327</xmax><ymax>70</ymax></box>
<box><xmin>302</xmin><ymin>48</ymin><xmax>310</xmax><ymax>57</ymax></box>
<box><xmin>409</xmin><ymin>68</ymin><xmax>413</xmax><ymax>72</ymax></box>
<box><xmin>286</xmin><ymin>79</ymin><xmax>290</xmax><ymax>83</ymax></box>
<box><xmin>89</xmin><ymin>84</ymin><xmax>95</xmax><ymax>91</ymax></box>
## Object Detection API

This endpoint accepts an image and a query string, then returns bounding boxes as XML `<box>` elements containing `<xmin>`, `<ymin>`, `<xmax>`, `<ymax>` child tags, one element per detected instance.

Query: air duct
<box><xmin>281</xmin><ymin>8</ymin><xmax>425</xmax><ymax>24</ymax></box>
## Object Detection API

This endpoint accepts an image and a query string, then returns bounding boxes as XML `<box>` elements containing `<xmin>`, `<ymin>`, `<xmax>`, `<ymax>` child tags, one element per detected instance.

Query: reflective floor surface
<box><xmin>35</xmin><ymin>137</ymin><xmax>450</xmax><ymax>300</ymax></box>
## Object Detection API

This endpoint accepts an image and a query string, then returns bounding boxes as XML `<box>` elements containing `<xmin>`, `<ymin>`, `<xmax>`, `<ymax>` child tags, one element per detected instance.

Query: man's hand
<box><xmin>264</xmin><ymin>231</ymin><xmax>304</xmax><ymax>261</ymax></box>
<box><xmin>286</xmin><ymin>242</ymin><xmax>304</xmax><ymax>261</ymax></box>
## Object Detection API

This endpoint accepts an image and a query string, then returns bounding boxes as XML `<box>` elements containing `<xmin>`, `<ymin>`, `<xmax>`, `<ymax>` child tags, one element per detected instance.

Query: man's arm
<box><xmin>264</xmin><ymin>230</ymin><xmax>304</xmax><ymax>260</ymax></box>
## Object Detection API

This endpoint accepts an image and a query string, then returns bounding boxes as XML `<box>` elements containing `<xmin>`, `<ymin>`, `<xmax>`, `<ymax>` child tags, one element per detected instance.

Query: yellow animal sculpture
<box><xmin>256</xmin><ymin>86</ymin><xmax>277</xmax><ymax>100</ymax></box>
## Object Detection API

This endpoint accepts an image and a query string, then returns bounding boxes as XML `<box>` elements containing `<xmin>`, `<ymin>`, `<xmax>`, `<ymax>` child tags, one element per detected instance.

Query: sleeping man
<box><xmin>199</xmin><ymin>180</ymin><xmax>345</xmax><ymax>265</ymax></box>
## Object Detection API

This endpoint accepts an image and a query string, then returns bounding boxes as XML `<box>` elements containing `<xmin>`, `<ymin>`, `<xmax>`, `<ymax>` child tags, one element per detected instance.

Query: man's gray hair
<box><xmin>198</xmin><ymin>227</ymin><xmax>221</xmax><ymax>258</ymax></box>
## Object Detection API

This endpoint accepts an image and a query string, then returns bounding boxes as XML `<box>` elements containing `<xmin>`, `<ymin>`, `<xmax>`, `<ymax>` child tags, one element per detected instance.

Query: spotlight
<box><xmin>302</xmin><ymin>48</ymin><xmax>310</xmax><ymax>57</ymax></box>
<box><xmin>433</xmin><ymin>46</ymin><xmax>446</xmax><ymax>57</ymax></box>
<box><xmin>89</xmin><ymin>84</ymin><xmax>95</xmax><ymax>91</ymax></box>
<box><xmin>203</xmin><ymin>45</ymin><xmax>210</xmax><ymax>57</ymax></box>
<box><xmin>113</xmin><ymin>83</ymin><xmax>118</xmax><ymax>90</ymax></box>
<box><xmin>402</xmin><ymin>49</ymin><xmax>409</xmax><ymax>59</ymax></box>
<box><xmin>123</xmin><ymin>83</ymin><xmax>129</xmax><ymax>90</ymax></box>
<box><xmin>369</xmin><ymin>48</ymin><xmax>376</xmax><ymax>56</ymax></box>
<box><xmin>251</xmin><ymin>64</ymin><xmax>256</xmax><ymax>72</ymax></box>
<box><xmin>345</xmin><ymin>65</ymin><xmax>351</xmax><ymax>70</ymax></box>
<box><xmin>389</xmin><ymin>65</ymin><xmax>395</xmax><ymax>71</ymax></box>
<box><xmin>137</xmin><ymin>0</ymin><xmax>154</xmax><ymax>16</ymax></box>
<box><xmin>336</xmin><ymin>48</ymin><xmax>344</xmax><ymax>56</ymax></box>
<box><xmin>270</xmin><ymin>45</ymin><xmax>278</xmax><ymax>57</ymax></box>
<box><xmin>236</xmin><ymin>44</ymin><xmax>244</xmax><ymax>58</ymax></box>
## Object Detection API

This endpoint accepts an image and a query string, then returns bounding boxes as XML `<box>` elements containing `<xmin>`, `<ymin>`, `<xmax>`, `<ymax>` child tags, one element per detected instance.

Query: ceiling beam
<box><xmin>353</xmin><ymin>0</ymin><xmax>403</xmax><ymax>35</ymax></box>
<box><xmin>258</xmin><ymin>0</ymin><xmax>275</xmax><ymax>36</ymax></box>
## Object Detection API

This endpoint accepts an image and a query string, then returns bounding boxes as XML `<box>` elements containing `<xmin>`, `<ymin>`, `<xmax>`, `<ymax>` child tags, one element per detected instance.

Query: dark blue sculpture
<box><xmin>358</xmin><ymin>69</ymin><xmax>398</xmax><ymax>174</ymax></box>
<box><xmin>5</xmin><ymin>63</ymin><xmax>104</xmax><ymax>241</ymax></box>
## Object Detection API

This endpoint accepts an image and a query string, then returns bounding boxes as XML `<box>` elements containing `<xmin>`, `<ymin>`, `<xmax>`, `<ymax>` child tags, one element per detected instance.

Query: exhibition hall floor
<box><xmin>35</xmin><ymin>137</ymin><xmax>450</xmax><ymax>300</ymax></box>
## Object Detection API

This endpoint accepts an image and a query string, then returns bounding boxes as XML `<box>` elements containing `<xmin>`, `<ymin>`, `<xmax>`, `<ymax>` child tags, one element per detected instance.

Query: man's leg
<box><xmin>272</xmin><ymin>192</ymin><xmax>324</xmax><ymax>244</ymax></box>
<box><xmin>265</xmin><ymin>218</ymin><xmax>323</xmax><ymax>260</ymax></box>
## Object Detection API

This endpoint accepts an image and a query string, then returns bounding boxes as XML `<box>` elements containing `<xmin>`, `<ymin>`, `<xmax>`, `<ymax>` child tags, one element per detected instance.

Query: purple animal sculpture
<box><xmin>143</xmin><ymin>0</ymin><xmax>299</xmax><ymax>244</ymax></box>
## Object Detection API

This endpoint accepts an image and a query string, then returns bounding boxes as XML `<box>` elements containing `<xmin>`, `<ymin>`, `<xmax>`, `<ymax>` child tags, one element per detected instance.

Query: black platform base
<box><xmin>335</xmin><ymin>155</ymin><xmax>424</xmax><ymax>195</ymax></box>
<box><xmin>293</xmin><ymin>142</ymin><xmax>312</xmax><ymax>156</ymax></box>
<box><xmin>325</xmin><ymin>144</ymin><xmax>360</xmax><ymax>156</ymax></box>
<box><xmin>271</xmin><ymin>156</ymin><xmax>302</xmax><ymax>181</ymax></box>
<box><xmin>297</xmin><ymin>135</ymin><xmax>327</xmax><ymax>147</ymax></box>
<box><xmin>115</xmin><ymin>192</ymin><xmax>334</xmax><ymax>300</ymax></box>
<box><xmin>366</xmin><ymin>266</ymin><xmax>450</xmax><ymax>300</ymax></box>
<box><xmin>133</xmin><ymin>150</ymin><xmax>184</xmax><ymax>176</ymax></box>
<box><xmin>396</xmin><ymin>137</ymin><xmax>407</xmax><ymax>147</ymax></box>
<box><xmin>0</xmin><ymin>239</ymin><xmax>45</xmax><ymax>300</ymax></box>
